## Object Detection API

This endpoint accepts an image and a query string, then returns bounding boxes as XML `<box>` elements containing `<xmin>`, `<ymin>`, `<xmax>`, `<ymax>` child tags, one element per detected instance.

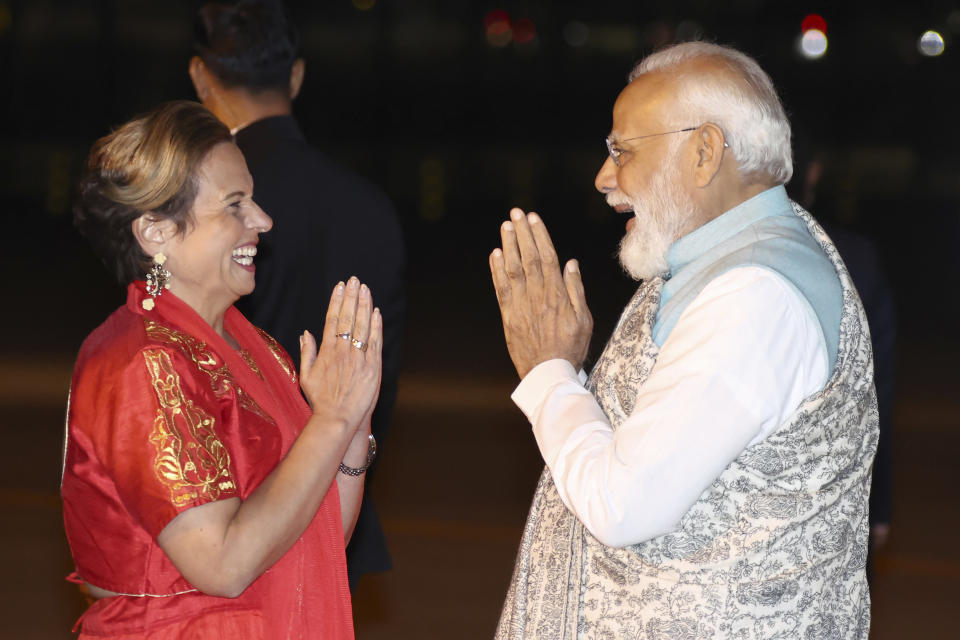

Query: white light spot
<box><xmin>799</xmin><ymin>29</ymin><xmax>828</xmax><ymax>59</ymax></box>
<box><xmin>918</xmin><ymin>30</ymin><xmax>945</xmax><ymax>57</ymax></box>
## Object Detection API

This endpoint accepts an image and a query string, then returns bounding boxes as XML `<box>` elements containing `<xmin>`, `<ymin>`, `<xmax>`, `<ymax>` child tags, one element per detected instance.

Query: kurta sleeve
<box><xmin>513</xmin><ymin>268</ymin><xmax>828</xmax><ymax>547</ymax></box>
<box><xmin>93</xmin><ymin>346</ymin><xmax>241</xmax><ymax>538</ymax></box>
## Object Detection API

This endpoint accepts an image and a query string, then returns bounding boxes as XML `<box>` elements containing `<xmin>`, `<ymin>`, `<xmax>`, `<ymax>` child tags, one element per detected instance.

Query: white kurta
<box><xmin>512</xmin><ymin>266</ymin><xmax>828</xmax><ymax>547</ymax></box>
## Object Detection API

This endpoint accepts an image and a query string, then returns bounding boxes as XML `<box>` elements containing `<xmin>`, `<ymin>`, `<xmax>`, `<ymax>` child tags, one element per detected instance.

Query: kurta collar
<box><xmin>666</xmin><ymin>185</ymin><xmax>792</xmax><ymax>276</ymax></box>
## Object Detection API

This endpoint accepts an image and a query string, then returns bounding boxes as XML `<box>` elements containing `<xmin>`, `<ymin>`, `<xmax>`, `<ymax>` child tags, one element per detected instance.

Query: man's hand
<box><xmin>489</xmin><ymin>208</ymin><xmax>593</xmax><ymax>379</ymax></box>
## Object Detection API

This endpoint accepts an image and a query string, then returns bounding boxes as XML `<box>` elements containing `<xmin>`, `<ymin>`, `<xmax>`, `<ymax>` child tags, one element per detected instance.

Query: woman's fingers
<box><xmin>364</xmin><ymin>308</ymin><xmax>384</xmax><ymax>413</ymax></box>
<box><xmin>299</xmin><ymin>330</ymin><xmax>317</xmax><ymax>376</ymax></box>
<box><xmin>321</xmin><ymin>281</ymin><xmax>346</xmax><ymax>347</ymax></box>
<box><xmin>369</xmin><ymin>307</ymin><xmax>384</xmax><ymax>363</ymax></box>
<box><xmin>335</xmin><ymin>277</ymin><xmax>361</xmax><ymax>346</ymax></box>
<box><xmin>352</xmin><ymin>283</ymin><xmax>373</xmax><ymax>347</ymax></box>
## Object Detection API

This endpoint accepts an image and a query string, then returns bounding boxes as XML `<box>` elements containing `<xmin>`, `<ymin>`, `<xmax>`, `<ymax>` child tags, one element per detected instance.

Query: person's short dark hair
<box><xmin>74</xmin><ymin>101</ymin><xmax>233</xmax><ymax>284</ymax></box>
<box><xmin>194</xmin><ymin>0</ymin><xmax>300</xmax><ymax>92</ymax></box>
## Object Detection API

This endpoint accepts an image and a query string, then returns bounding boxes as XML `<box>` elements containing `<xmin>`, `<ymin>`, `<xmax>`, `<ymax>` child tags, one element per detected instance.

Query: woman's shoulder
<box><xmin>74</xmin><ymin>307</ymin><xmax>204</xmax><ymax>384</ymax></box>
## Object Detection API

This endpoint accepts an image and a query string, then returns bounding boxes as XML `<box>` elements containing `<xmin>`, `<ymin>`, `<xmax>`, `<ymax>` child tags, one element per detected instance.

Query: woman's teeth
<box><xmin>232</xmin><ymin>246</ymin><xmax>256</xmax><ymax>266</ymax></box>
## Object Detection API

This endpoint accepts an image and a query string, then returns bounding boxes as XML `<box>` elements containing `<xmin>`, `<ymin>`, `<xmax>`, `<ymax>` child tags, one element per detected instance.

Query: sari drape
<box><xmin>62</xmin><ymin>282</ymin><xmax>353</xmax><ymax>639</ymax></box>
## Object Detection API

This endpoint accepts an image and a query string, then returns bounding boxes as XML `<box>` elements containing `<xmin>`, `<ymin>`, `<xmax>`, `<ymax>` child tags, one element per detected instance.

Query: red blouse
<box><xmin>61</xmin><ymin>283</ymin><xmax>353</xmax><ymax>639</ymax></box>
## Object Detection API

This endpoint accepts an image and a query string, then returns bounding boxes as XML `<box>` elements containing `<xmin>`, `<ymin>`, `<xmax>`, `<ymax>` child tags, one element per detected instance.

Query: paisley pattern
<box><xmin>496</xmin><ymin>203</ymin><xmax>878</xmax><ymax>639</ymax></box>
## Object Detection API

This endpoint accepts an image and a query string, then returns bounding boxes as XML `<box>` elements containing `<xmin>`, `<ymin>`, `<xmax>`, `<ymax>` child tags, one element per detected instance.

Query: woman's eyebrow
<box><xmin>221</xmin><ymin>190</ymin><xmax>246</xmax><ymax>202</ymax></box>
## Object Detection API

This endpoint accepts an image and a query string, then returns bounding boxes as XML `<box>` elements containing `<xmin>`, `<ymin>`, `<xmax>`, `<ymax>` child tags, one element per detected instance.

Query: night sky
<box><xmin>1</xmin><ymin>0</ymin><xmax>958</xmax><ymax>355</ymax></box>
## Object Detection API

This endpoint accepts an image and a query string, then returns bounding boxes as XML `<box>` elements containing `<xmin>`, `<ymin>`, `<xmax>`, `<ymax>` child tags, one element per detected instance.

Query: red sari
<box><xmin>61</xmin><ymin>282</ymin><xmax>354</xmax><ymax>639</ymax></box>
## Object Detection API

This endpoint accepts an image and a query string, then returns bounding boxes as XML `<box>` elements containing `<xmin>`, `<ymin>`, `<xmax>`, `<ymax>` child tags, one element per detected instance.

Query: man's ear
<box><xmin>189</xmin><ymin>56</ymin><xmax>211</xmax><ymax>103</ymax></box>
<box><xmin>132</xmin><ymin>214</ymin><xmax>177</xmax><ymax>257</ymax></box>
<box><xmin>289</xmin><ymin>58</ymin><xmax>305</xmax><ymax>101</ymax></box>
<box><xmin>692</xmin><ymin>123</ymin><xmax>727</xmax><ymax>188</ymax></box>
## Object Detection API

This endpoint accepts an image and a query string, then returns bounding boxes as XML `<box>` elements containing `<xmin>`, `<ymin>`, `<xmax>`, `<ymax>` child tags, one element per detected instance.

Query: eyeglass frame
<box><xmin>605</xmin><ymin>124</ymin><xmax>728</xmax><ymax>167</ymax></box>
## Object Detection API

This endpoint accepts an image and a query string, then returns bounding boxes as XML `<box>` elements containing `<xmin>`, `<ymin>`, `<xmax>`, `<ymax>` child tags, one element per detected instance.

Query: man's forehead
<box><xmin>610</xmin><ymin>73</ymin><xmax>676</xmax><ymax>137</ymax></box>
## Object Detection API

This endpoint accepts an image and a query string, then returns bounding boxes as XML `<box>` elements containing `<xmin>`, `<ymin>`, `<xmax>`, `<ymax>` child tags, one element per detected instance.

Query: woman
<box><xmin>62</xmin><ymin>100</ymin><xmax>382</xmax><ymax>638</ymax></box>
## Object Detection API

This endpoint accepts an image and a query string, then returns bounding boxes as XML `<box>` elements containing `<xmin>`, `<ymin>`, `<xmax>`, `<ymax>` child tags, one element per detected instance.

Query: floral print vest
<box><xmin>496</xmin><ymin>203</ymin><xmax>878</xmax><ymax>639</ymax></box>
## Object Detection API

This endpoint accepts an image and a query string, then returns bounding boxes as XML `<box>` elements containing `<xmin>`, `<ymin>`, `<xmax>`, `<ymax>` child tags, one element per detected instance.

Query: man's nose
<box><xmin>595</xmin><ymin>156</ymin><xmax>617</xmax><ymax>194</ymax></box>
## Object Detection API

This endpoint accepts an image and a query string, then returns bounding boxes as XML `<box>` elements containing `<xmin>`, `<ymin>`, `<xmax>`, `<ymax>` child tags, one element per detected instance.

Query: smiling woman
<box><xmin>139</xmin><ymin>141</ymin><xmax>273</xmax><ymax>332</ymax></box>
<box><xmin>64</xmin><ymin>101</ymin><xmax>382</xmax><ymax>639</ymax></box>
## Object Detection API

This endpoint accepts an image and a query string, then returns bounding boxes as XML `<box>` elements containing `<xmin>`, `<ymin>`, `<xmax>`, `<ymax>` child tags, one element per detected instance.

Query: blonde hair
<box><xmin>75</xmin><ymin>101</ymin><xmax>232</xmax><ymax>283</ymax></box>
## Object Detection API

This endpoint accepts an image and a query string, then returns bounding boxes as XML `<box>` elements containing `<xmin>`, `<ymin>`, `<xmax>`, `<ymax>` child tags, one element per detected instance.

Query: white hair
<box><xmin>629</xmin><ymin>42</ymin><xmax>793</xmax><ymax>184</ymax></box>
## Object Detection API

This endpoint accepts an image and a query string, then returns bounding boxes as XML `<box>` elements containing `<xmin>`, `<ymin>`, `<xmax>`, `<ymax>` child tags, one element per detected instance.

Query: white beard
<box><xmin>613</xmin><ymin>158</ymin><xmax>699</xmax><ymax>281</ymax></box>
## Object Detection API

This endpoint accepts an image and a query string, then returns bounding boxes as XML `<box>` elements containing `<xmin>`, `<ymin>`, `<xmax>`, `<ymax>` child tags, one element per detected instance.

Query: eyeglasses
<box><xmin>605</xmin><ymin>125</ymin><xmax>728</xmax><ymax>167</ymax></box>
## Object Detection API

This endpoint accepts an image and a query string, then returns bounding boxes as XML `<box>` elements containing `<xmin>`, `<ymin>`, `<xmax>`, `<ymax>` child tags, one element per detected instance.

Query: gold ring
<box><xmin>351</xmin><ymin>338</ymin><xmax>367</xmax><ymax>352</ymax></box>
<box><xmin>336</xmin><ymin>332</ymin><xmax>352</xmax><ymax>341</ymax></box>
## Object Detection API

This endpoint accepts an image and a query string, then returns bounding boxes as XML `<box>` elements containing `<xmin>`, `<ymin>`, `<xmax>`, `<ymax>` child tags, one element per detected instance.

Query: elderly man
<box><xmin>490</xmin><ymin>42</ymin><xmax>877</xmax><ymax>639</ymax></box>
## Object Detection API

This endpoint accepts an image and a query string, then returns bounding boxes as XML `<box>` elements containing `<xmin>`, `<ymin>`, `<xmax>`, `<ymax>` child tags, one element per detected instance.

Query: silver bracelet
<box><xmin>338</xmin><ymin>434</ymin><xmax>377</xmax><ymax>476</ymax></box>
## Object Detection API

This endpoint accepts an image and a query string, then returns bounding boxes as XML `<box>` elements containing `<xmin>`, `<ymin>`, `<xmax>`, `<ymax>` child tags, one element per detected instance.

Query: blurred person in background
<box><xmin>490</xmin><ymin>42</ymin><xmax>878</xmax><ymax>639</ymax></box>
<box><xmin>796</xmin><ymin>148</ymin><xmax>896</xmax><ymax>579</ymax></box>
<box><xmin>188</xmin><ymin>0</ymin><xmax>404</xmax><ymax>588</ymax></box>
<box><xmin>63</xmin><ymin>100</ymin><xmax>381</xmax><ymax>638</ymax></box>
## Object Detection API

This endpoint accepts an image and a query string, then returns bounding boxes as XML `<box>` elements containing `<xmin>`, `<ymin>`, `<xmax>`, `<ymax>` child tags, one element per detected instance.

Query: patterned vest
<box><xmin>496</xmin><ymin>202</ymin><xmax>878</xmax><ymax>639</ymax></box>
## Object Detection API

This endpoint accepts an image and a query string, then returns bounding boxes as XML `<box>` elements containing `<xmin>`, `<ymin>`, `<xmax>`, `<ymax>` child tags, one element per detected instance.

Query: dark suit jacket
<box><xmin>823</xmin><ymin>224</ymin><xmax>895</xmax><ymax>528</ymax></box>
<box><xmin>234</xmin><ymin>115</ymin><xmax>405</xmax><ymax>581</ymax></box>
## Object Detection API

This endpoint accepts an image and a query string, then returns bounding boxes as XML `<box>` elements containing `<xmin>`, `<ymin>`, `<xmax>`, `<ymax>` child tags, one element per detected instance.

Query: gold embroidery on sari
<box><xmin>238</xmin><ymin>349</ymin><xmax>264</xmax><ymax>379</ymax></box>
<box><xmin>143</xmin><ymin>349</ymin><xmax>236</xmax><ymax>506</ymax></box>
<box><xmin>255</xmin><ymin>327</ymin><xmax>297</xmax><ymax>383</ymax></box>
<box><xmin>144</xmin><ymin>320</ymin><xmax>274</xmax><ymax>425</ymax></box>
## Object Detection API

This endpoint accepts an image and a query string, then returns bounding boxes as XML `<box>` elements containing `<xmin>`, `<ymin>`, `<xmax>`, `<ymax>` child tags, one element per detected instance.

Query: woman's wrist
<box><xmin>341</xmin><ymin>428</ymin><xmax>372</xmax><ymax>468</ymax></box>
<box><xmin>305</xmin><ymin>407</ymin><xmax>354</xmax><ymax>439</ymax></box>
<box><xmin>339</xmin><ymin>434</ymin><xmax>376</xmax><ymax>476</ymax></box>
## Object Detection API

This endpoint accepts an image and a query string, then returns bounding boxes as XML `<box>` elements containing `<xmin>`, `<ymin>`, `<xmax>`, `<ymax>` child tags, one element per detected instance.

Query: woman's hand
<box><xmin>299</xmin><ymin>277</ymin><xmax>383</xmax><ymax>431</ymax></box>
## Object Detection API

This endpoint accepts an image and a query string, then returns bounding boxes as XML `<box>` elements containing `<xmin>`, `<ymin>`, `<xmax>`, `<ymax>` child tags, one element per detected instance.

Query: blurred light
<box><xmin>484</xmin><ymin>9</ymin><xmax>511</xmax><ymax>47</ymax></box>
<box><xmin>351</xmin><ymin>0</ymin><xmax>375</xmax><ymax>11</ymax></box>
<box><xmin>484</xmin><ymin>9</ymin><xmax>509</xmax><ymax>29</ymax></box>
<box><xmin>799</xmin><ymin>29</ymin><xmax>827</xmax><ymax>59</ymax></box>
<box><xmin>801</xmin><ymin>14</ymin><xmax>827</xmax><ymax>35</ymax></box>
<box><xmin>563</xmin><ymin>21</ymin><xmax>589</xmax><ymax>47</ymax></box>
<box><xmin>918</xmin><ymin>30</ymin><xmax>945</xmax><ymax>57</ymax></box>
<box><xmin>513</xmin><ymin>18</ymin><xmax>536</xmax><ymax>44</ymax></box>
<box><xmin>0</xmin><ymin>3</ymin><xmax>11</xmax><ymax>36</ymax></box>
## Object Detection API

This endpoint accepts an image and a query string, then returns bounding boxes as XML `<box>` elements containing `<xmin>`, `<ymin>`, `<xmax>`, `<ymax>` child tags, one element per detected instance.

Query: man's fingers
<box><xmin>563</xmin><ymin>259</ymin><xmax>589</xmax><ymax>318</ymax></box>
<box><xmin>490</xmin><ymin>248</ymin><xmax>511</xmax><ymax>306</ymax></box>
<box><xmin>528</xmin><ymin>213</ymin><xmax>560</xmax><ymax>273</ymax></box>
<box><xmin>510</xmin><ymin>208</ymin><xmax>544</xmax><ymax>283</ymax></box>
<box><xmin>500</xmin><ymin>219</ymin><xmax>526</xmax><ymax>289</ymax></box>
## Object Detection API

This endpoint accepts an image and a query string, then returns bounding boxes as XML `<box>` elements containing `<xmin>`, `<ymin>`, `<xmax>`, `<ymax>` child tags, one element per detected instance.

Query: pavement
<box><xmin>0</xmin><ymin>290</ymin><xmax>956</xmax><ymax>638</ymax></box>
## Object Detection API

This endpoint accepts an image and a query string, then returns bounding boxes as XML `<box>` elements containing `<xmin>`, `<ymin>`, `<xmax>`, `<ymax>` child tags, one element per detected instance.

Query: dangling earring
<box><xmin>143</xmin><ymin>253</ymin><xmax>171</xmax><ymax>310</ymax></box>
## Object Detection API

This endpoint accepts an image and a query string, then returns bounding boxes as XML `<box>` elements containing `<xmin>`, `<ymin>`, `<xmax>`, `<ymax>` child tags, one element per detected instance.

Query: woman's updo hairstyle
<box><xmin>74</xmin><ymin>100</ymin><xmax>232</xmax><ymax>284</ymax></box>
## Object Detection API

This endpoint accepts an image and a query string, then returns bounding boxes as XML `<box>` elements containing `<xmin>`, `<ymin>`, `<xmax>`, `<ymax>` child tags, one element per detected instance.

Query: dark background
<box><xmin>2</xmin><ymin>0</ymin><xmax>959</xmax><ymax>357</ymax></box>
<box><xmin>1</xmin><ymin>1</ymin><xmax>958</xmax><ymax>638</ymax></box>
